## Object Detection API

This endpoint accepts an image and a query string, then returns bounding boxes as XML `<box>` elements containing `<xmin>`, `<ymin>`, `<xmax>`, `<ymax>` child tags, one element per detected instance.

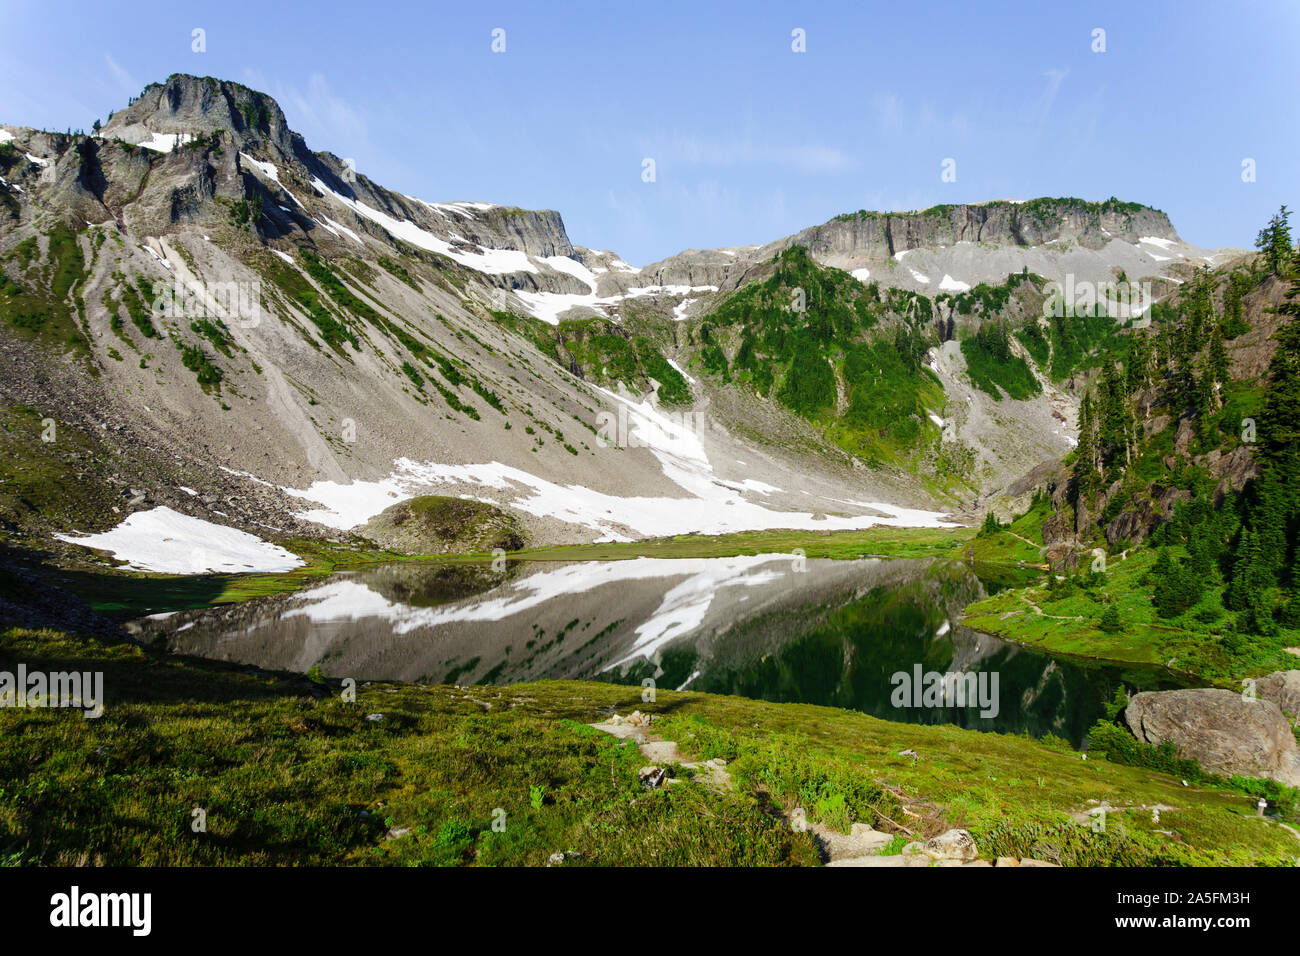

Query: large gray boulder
<box><xmin>1125</xmin><ymin>688</ymin><xmax>1300</xmax><ymax>786</ymax></box>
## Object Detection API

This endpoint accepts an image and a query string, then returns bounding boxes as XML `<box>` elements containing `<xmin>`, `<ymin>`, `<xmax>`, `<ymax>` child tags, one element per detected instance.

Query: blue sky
<box><xmin>2</xmin><ymin>0</ymin><xmax>1296</xmax><ymax>265</ymax></box>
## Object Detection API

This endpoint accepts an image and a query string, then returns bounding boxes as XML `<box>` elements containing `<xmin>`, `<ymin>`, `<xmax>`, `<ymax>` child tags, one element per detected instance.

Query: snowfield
<box><xmin>55</xmin><ymin>507</ymin><xmax>304</xmax><ymax>573</ymax></box>
<box><xmin>277</xmin><ymin>387</ymin><xmax>957</xmax><ymax>539</ymax></box>
<box><xmin>312</xmin><ymin>177</ymin><xmax>538</xmax><ymax>274</ymax></box>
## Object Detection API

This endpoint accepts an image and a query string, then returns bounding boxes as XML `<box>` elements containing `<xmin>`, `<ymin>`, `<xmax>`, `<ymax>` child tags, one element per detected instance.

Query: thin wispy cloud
<box><xmin>104</xmin><ymin>53</ymin><xmax>138</xmax><ymax>97</ymax></box>
<box><xmin>1029</xmin><ymin>68</ymin><xmax>1068</xmax><ymax>127</ymax></box>
<box><xmin>665</xmin><ymin>136</ymin><xmax>855</xmax><ymax>173</ymax></box>
<box><xmin>246</xmin><ymin>71</ymin><xmax>372</xmax><ymax>161</ymax></box>
<box><xmin>869</xmin><ymin>91</ymin><xmax>969</xmax><ymax>138</ymax></box>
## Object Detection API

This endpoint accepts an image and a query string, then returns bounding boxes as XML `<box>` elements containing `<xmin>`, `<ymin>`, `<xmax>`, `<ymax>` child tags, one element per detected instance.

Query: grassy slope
<box><xmin>2</xmin><ymin>625</ymin><xmax>1295</xmax><ymax>866</ymax></box>
<box><xmin>964</xmin><ymin>545</ymin><xmax>1300</xmax><ymax>683</ymax></box>
<box><xmin>966</xmin><ymin>489</ymin><xmax>1300</xmax><ymax>683</ymax></box>
<box><xmin>690</xmin><ymin>246</ymin><xmax>945</xmax><ymax>470</ymax></box>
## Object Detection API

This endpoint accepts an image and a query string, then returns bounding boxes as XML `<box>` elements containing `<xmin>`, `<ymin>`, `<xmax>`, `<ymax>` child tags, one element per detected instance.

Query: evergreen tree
<box><xmin>1152</xmin><ymin>548</ymin><xmax>1203</xmax><ymax>618</ymax></box>
<box><xmin>1194</xmin><ymin>364</ymin><xmax>1216</xmax><ymax>439</ymax></box>
<box><xmin>1255</xmin><ymin>204</ymin><xmax>1293</xmax><ymax>277</ymax></box>
<box><xmin>1097</xmin><ymin>361</ymin><xmax>1133</xmax><ymax>468</ymax></box>
<box><xmin>1185</xmin><ymin>266</ymin><xmax>1215</xmax><ymax>344</ymax></box>
<box><xmin>1208</xmin><ymin>324</ymin><xmax>1229</xmax><ymax>386</ymax></box>
<box><xmin>1125</xmin><ymin>331</ymin><xmax>1152</xmax><ymax>394</ymax></box>
<box><xmin>1073</xmin><ymin>391</ymin><xmax>1099</xmax><ymax>504</ymax></box>
<box><xmin>1222</xmin><ymin>271</ymin><xmax>1251</xmax><ymax>337</ymax></box>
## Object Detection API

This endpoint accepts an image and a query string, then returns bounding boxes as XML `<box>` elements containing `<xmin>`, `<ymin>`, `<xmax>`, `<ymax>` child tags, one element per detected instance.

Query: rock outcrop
<box><xmin>361</xmin><ymin>495</ymin><xmax>526</xmax><ymax>555</ymax></box>
<box><xmin>1255</xmin><ymin>671</ymin><xmax>1300</xmax><ymax>725</ymax></box>
<box><xmin>778</xmin><ymin>199</ymin><xmax>1178</xmax><ymax>262</ymax></box>
<box><xmin>1125</xmin><ymin>687</ymin><xmax>1300</xmax><ymax>786</ymax></box>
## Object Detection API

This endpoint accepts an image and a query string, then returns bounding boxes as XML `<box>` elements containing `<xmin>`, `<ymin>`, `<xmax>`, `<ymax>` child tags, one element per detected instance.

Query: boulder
<box><xmin>1255</xmin><ymin>671</ymin><xmax>1300</xmax><ymax>725</ymax></box>
<box><xmin>922</xmin><ymin>828</ymin><xmax>979</xmax><ymax>862</ymax></box>
<box><xmin>809</xmin><ymin>822</ymin><xmax>895</xmax><ymax>861</ymax></box>
<box><xmin>1125</xmin><ymin>688</ymin><xmax>1300</xmax><ymax>786</ymax></box>
<box><xmin>1044</xmin><ymin>542</ymin><xmax>1078</xmax><ymax>572</ymax></box>
<box><xmin>638</xmin><ymin>766</ymin><xmax>668</xmax><ymax>790</ymax></box>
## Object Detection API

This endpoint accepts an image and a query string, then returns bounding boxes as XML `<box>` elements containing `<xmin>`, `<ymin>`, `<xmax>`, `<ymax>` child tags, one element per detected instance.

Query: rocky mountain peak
<box><xmin>100</xmin><ymin>73</ymin><xmax>305</xmax><ymax>165</ymax></box>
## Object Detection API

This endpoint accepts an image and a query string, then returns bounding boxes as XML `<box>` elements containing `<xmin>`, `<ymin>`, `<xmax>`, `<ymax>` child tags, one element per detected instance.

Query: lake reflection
<box><xmin>150</xmin><ymin>555</ymin><xmax>1180</xmax><ymax>745</ymax></box>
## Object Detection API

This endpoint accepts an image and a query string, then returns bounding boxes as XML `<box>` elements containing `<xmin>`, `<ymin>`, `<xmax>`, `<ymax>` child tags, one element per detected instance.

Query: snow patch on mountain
<box><xmin>311</xmin><ymin>177</ymin><xmax>538</xmax><ymax>275</ymax></box>
<box><xmin>240</xmin><ymin>152</ymin><xmax>281</xmax><ymax>183</ymax></box>
<box><xmin>55</xmin><ymin>507</ymin><xmax>304</xmax><ymax>573</ymax></box>
<box><xmin>137</xmin><ymin>131</ymin><xmax>195</xmax><ymax>152</ymax></box>
<box><xmin>274</xmin><ymin>385</ymin><xmax>957</xmax><ymax>540</ymax></box>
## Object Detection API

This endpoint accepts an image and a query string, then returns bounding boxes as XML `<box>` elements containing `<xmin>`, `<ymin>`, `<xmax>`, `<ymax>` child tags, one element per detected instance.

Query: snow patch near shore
<box><xmin>55</xmin><ymin>507</ymin><xmax>304</xmax><ymax>573</ymax></box>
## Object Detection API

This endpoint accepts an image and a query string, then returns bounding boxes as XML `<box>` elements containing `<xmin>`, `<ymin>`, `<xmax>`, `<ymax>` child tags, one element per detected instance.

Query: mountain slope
<box><xmin>1</xmin><ymin>72</ymin><xmax>1262</xmax><ymax>573</ymax></box>
<box><xmin>0</xmin><ymin>75</ymin><xmax>965</xmax><ymax>569</ymax></box>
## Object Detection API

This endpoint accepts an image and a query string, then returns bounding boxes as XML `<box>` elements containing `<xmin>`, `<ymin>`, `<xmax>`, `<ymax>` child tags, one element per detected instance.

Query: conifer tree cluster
<box><xmin>1070</xmin><ymin>205</ymin><xmax>1300</xmax><ymax>637</ymax></box>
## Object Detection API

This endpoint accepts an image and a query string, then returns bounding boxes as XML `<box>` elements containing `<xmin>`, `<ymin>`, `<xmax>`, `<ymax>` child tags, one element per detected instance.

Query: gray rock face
<box><xmin>1104</xmin><ymin>485</ymin><xmax>1190</xmax><ymax>547</ymax></box>
<box><xmin>92</xmin><ymin>74</ymin><xmax>577</xmax><ymax>271</ymax></box>
<box><xmin>102</xmin><ymin>74</ymin><xmax>305</xmax><ymax>165</ymax></box>
<box><xmin>455</xmin><ymin>207</ymin><xmax>573</xmax><ymax>259</ymax></box>
<box><xmin>1125</xmin><ymin>688</ymin><xmax>1300</xmax><ymax>786</ymax></box>
<box><xmin>1208</xmin><ymin>445</ymin><xmax>1258</xmax><ymax>503</ymax></box>
<box><xmin>1255</xmin><ymin>671</ymin><xmax>1300</xmax><ymax>724</ymax></box>
<box><xmin>776</xmin><ymin>200</ymin><xmax>1178</xmax><ymax>261</ymax></box>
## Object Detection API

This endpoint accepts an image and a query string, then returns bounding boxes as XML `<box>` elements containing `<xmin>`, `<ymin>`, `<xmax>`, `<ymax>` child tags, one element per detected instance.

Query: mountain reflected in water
<box><xmin>152</xmin><ymin>555</ymin><xmax>1182</xmax><ymax>745</ymax></box>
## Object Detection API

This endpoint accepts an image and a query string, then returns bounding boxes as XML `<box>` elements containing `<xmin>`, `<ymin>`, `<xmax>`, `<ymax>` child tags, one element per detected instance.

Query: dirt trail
<box><xmin>590</xmin><ymin>711</ymin><xmax>1056</xmax><ymax>867</ymax></box>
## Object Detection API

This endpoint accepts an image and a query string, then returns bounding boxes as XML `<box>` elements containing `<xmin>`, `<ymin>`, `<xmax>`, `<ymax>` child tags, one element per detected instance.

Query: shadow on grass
<box><xmin>0</xmin><ymin>625</ymin><xmax>322</xmax><ymax>707</ymax></box>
